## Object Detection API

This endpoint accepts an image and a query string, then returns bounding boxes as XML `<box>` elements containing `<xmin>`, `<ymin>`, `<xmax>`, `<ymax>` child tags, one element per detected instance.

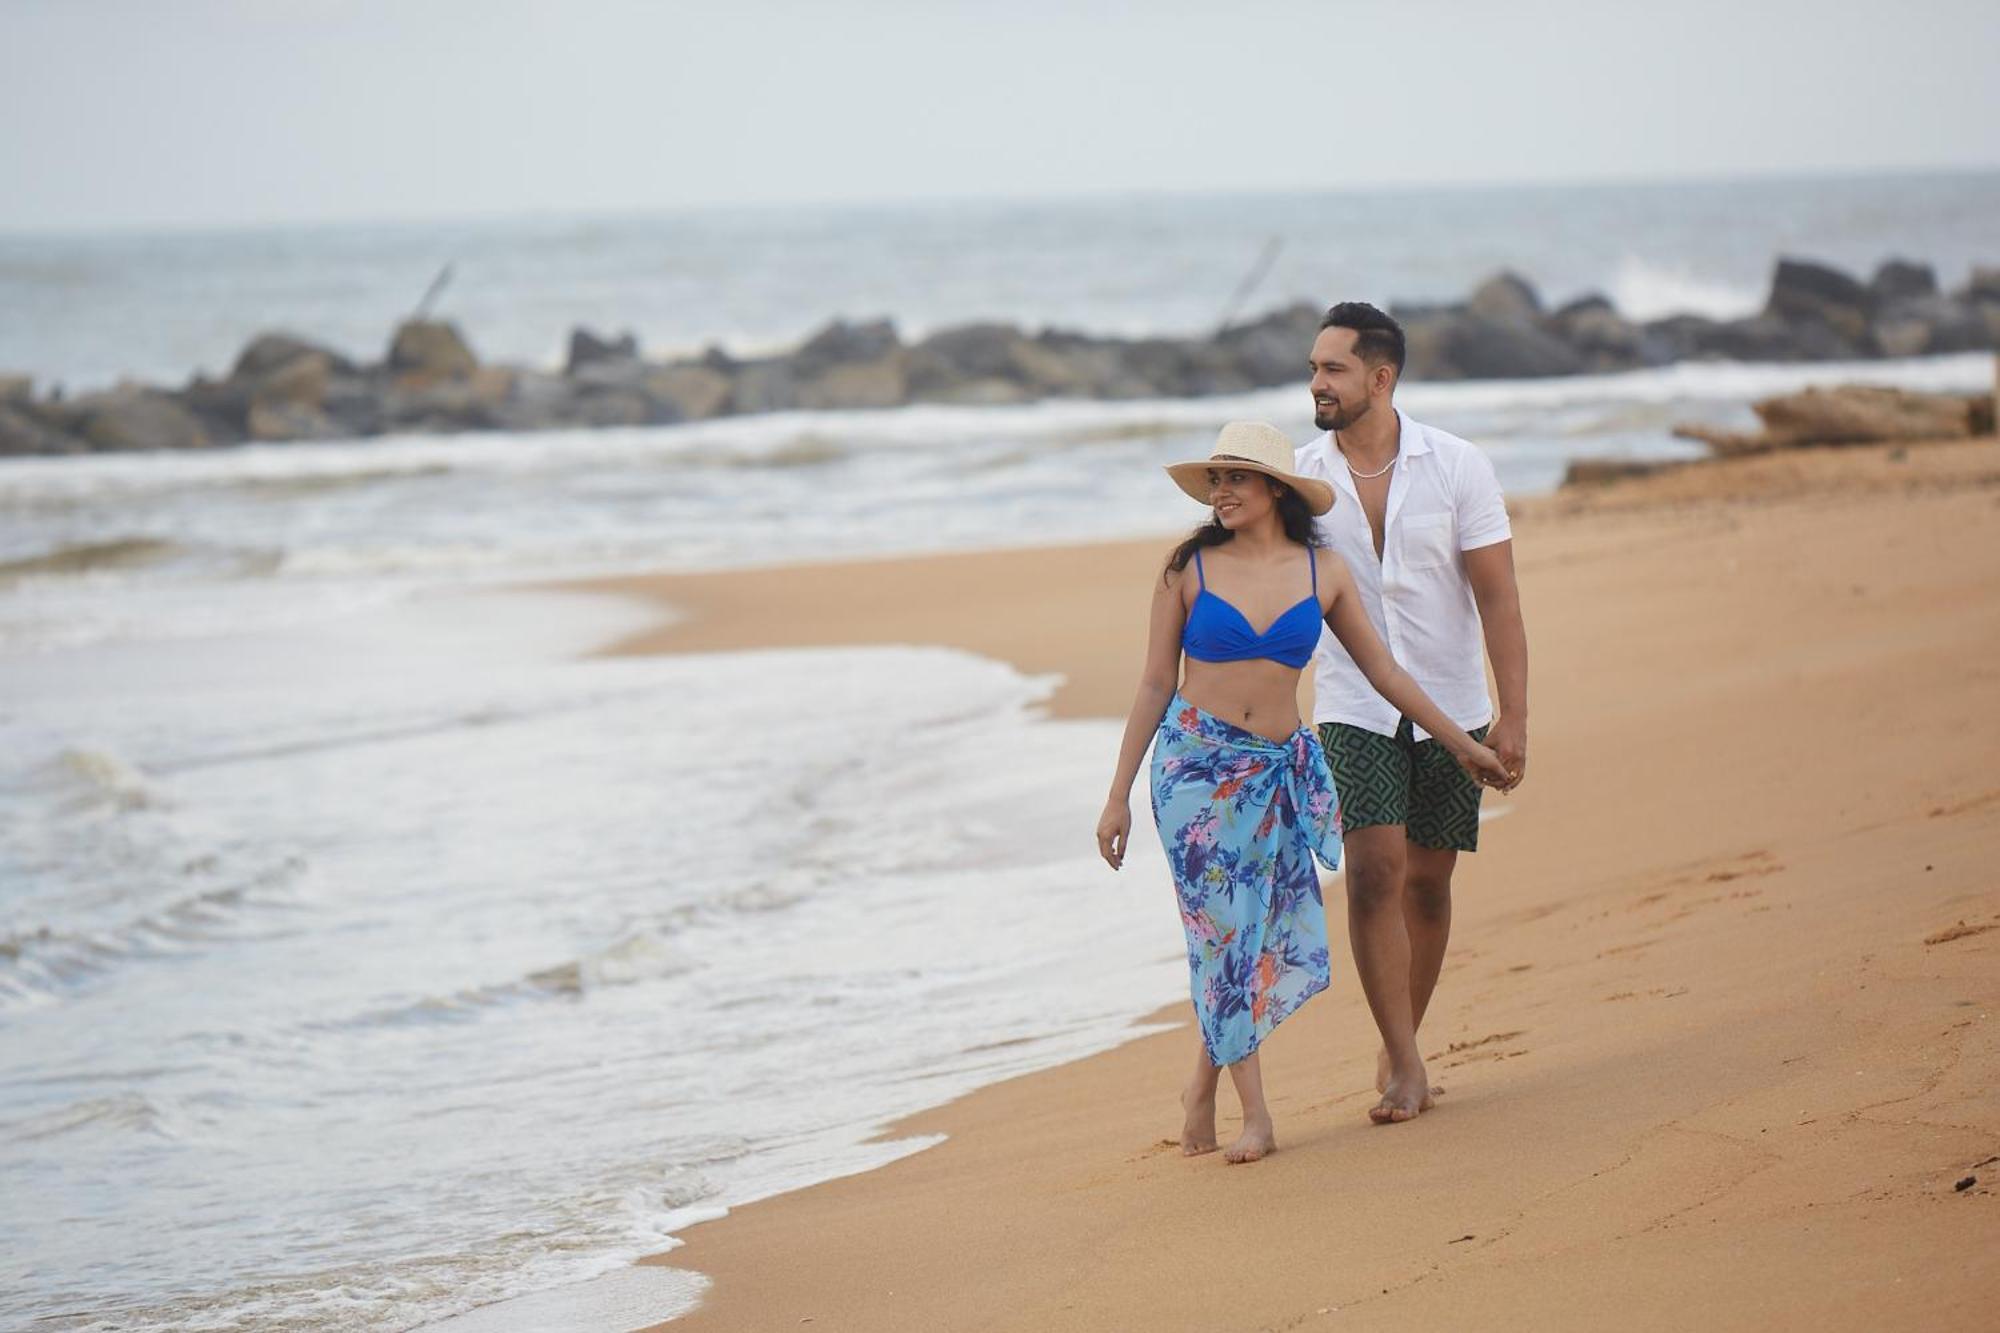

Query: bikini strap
<box><xmin>1193</xmin><ymin>547</ymin><xmax>1206</xmax><ymax>590</ymax></box>
<box><xmin>1308</xmin><ymin>545</ymin><xmax>1318</xmax><ymax>597</ymax></box>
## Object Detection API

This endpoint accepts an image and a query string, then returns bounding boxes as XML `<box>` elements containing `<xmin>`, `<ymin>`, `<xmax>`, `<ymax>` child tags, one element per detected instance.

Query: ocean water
<box><xmin>3</xmin><ymin>174</ymin><xmax>1997</xmax><ymax>1330</ymax></box>
<box><xmin>2</xmin><ymin>171</ymin><xmax>1996</xmax><ymax>391</ymax></box>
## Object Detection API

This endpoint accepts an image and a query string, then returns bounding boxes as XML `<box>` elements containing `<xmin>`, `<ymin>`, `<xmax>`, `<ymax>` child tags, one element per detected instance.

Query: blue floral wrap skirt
<box><xmin>1149</xmin><ymin>694</ymin><xmax>1343</xmax><ymax>1067</ymax></box>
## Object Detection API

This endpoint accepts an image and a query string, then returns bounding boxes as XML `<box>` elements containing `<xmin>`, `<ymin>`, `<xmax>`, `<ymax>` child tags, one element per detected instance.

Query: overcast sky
<box><xmin>2</xmin><ymin>0</ymin><xmax>1995</xmax><ymax>232</ymax></box>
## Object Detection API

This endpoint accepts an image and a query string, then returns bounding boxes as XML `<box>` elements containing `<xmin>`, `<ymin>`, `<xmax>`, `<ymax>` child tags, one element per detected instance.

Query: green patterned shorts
<box><xmin>1317</xmin><ymin>717</ymin><xmax>1489</xmax><ymax>853</ymax></box>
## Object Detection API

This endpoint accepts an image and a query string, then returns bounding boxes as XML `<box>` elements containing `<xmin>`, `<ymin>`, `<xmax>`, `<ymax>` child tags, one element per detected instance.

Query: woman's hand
<box><xmin>1456</xmin><ymin>740</ymin><xmax>1514</xmax><ymax>791</ymax></box>
<box><xmin>1096</xmin><ymin>799</ymin><xmax>1132</xmax><ymax>870</ymax></box>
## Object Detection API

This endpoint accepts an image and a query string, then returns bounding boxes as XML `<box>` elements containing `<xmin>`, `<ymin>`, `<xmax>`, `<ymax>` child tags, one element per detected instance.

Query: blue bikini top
<box><xmin>1181</xmin><ymin>547</ymin><xmax>1322</xmax><ymax>669</ymax></box>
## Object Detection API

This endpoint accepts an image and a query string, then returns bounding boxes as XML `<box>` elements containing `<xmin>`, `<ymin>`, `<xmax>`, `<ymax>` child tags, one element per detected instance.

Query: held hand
<box><xmin>1096</xmin><ymin>799</ymin><xmax>1132</xmax><ymax>871</ymax></box>
<box><xmin>1457</xmin><ymin>740</ymin><xmax>1513</xmax><ymax>791</ymax></box>
<box><xmin>1485</xmin><ymin>714</ymin><xmax>1528</xmax><ymax>791</ymax></box>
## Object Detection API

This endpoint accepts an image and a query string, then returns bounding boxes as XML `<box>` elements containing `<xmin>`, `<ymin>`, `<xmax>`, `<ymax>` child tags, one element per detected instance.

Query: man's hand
<box><xmin>1485</xmin><ymin>714</ymin><xmax>1527</xmax><ymax>791</ymax></box>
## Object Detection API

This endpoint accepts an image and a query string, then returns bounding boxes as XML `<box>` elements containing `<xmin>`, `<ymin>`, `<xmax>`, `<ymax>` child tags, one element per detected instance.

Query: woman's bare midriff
<box><xmin>1179</xmin><ymin>657</ymin><xmax>1307</xmax><ymax>743</ymax></box>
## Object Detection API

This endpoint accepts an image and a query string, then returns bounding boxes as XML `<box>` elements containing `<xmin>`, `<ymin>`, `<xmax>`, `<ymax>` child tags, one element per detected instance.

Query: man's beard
<box><xmin>1314</xmin><ymin>398</ymin><xmax>1370</xmax><ymax>432</ymax></box>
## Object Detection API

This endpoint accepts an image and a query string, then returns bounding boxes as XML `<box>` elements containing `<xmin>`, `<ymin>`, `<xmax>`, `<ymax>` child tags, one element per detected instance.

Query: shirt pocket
<box><xmin>1399</xmin><ymin>512</ymin><xmax>1456</xmax><ymax>571</ymax></box>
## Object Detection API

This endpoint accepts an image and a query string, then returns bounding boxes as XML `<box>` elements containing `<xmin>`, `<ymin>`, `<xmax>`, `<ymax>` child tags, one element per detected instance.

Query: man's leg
<box><xmin>1322</xmin><ymin>720</ymin><xmax>1431</xmax><ymax>1122</ymax></box>
<box><xmin>1400</xmin><ymin>722</ymin><xmax>1488</xmax><ymax>1053</ymax></box>
<box><xmin>1341</xmin><ymin>823</ymin><xmax>1429</xmax><ymax>1122</ymax></box>
<box><xmin>1403</xmin><ymin>843</ymin><xmax>1459</xmax><ymax>1032</ymax></box>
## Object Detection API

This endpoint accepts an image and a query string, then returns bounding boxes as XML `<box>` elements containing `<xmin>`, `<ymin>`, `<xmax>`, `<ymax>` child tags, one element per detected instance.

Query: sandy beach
<box><xmin>568</xmin><ymin>437</ymin><xmax>2000</xmax><ymax>1331</ymax></box>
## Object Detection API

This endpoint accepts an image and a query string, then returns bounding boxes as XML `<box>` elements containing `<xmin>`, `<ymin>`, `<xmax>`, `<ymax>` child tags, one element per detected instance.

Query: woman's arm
<box><xmin>1097</xmin><ymin>560</ymin><xmax>1189</xmax><ymax>869</ymax></box>
<box><xmin>1318</xmin><ymin>552</ymin><xmax>1511</xmax><ymax>786</ymax></box>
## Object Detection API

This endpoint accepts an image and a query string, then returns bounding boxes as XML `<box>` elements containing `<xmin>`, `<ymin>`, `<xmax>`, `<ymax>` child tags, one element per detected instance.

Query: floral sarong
<box><xmin>1149</xmin><ymin>694</ymin><xmax>1342</xmax><ymax>1067</ymax></box>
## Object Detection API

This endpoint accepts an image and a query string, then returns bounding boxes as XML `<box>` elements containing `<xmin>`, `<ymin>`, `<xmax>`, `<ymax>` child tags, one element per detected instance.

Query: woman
<box><xmin>1096</xmin><ymin>421</ymin><xmax>1509</xmax><ymax>1163</ymax></box>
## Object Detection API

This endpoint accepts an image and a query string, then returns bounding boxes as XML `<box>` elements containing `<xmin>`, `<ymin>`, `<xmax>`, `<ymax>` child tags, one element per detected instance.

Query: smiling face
<box><xmin>1206</xmin><ymin>466</ymin><xmax>1284</xmax><ymax>529</ymax></box>
<box><xmin>1309</xmin><ymin>326</ymin><xmax>1394</xmax><ymax>433</ymax></box>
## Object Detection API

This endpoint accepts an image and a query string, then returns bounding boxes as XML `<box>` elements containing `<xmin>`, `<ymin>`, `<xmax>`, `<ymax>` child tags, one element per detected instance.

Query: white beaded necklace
<box><xmin>1343</xmin><ymin>450</ymin><xmax>1397</xmax><ymax>480</ymax></box>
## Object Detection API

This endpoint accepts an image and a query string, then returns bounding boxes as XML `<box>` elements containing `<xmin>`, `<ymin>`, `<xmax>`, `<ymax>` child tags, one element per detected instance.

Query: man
<box><xmin>1295</xmin><ymin>302</ymin><xmax>1530</xmax><ymax>1125</ymax></box>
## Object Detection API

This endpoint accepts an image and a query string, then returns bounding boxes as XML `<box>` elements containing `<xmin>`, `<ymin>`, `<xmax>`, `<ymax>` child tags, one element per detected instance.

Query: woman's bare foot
<box><xmin>1224</xmin><ymin>1115</ymin><xmax>1276</xmax><ymax>1163</ymax></box>
<box><xmin>1179</xmin><ymin>1082</ymin><xmax>1219</xmax><ymax>1156</ymax></box>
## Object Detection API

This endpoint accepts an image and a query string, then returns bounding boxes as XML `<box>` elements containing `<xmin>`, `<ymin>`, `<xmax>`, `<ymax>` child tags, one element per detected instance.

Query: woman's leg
<box><xmin>1180</xmin><ymin>1039</ymin><xmax>1220</xmax><ymax>1155</ymax></box>
<box><xmin>1222</xmin><ymin>1051</ymin><xmax>1276</xmax><ymax>1163</ymax></box>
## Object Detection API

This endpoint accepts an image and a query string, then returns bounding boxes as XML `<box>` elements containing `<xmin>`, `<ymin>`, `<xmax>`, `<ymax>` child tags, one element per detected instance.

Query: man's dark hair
<box><xmin>1319</xmin><ymin>301</ymin><xmax>1406</xmax><ymax>377</ymax></box>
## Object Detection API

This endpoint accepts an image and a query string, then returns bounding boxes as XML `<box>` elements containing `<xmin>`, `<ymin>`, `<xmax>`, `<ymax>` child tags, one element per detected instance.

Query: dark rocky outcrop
<box><xmin>4</xmin><ymin>253</ymin><xmax>1995</xmax><ymax>456</ymax></box>
<box><xmin>566</xmin><ymin>327</ymin><xmax>639</xmax><ymax>376</ymax></box>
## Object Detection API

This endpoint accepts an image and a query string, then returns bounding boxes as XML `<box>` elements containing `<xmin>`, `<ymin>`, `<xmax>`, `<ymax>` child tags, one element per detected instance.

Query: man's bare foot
<box><xmin>1377</xmin><ymin>1047</ymin><xmax>1439</xmax><ymax>1109</ymax></box>
<box><xmin>1224</xmin><ymin>1116</ymin><xmax>1276</xmax><ymax>1163</ymax></box>
<box><xmin>1369</xmin><ymin>1069</ymin><xmax>1430</xmax><ymax>1124</ymax></box>
<box><xmin>1179</xmin><ymin>1083</ymin><xmax>1219</xmax><ymax>1156</ymax></box>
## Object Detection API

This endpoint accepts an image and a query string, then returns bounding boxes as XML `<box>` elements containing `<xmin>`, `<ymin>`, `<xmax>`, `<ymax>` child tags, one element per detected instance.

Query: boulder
<box><xmin>246</xmin><ymin>400</ymin><xmax>339</xmax><ymax>443</ymax></box>
<box><xmin>72</xmin><ymin>387</ymin><xmax>211</xmax><ymax>451</ymax></box>
<box><xmin>1764</xmin><ymin>257</ymin><xmax>1874</xmax><ymax>344</ymax></box>
<box><xmin>1675</xmin><ymin>385</ymin><xmax>1981</xmax><ymax>454</ymax></box>
<box><xmin>642</xmin><ymin>364</ymin><xmax>733</xmax><ymax>421</ymax></box>
<box><xmin>565</xmin><ymin>326</ymin><xmax>639</xmax><ymax>376</ymax></box>
<box><xmin>729</xmin><ymin>359</ymin><xmax>801</xmax><ymax>415</ymax></box>
<box><xmin>1754</xmin><ymin>385</ymin><xmax>1977</xmax><ymax>444</ymax></box>
<box><xmin>387</xmin><ymin>319</ymin><xmax>477</xmax><ymax>381</ymax></box>
<box><xmin>0</xmin><ymin>403</ymin><xmax>85</xmax><ymax>455</ymax></box>
<box><xmin>1869</xmin><ymin>259</ymin><xmax>1938</xmax><ymax>305</ymax></box>
<box><xmin>792</xmin><ymin>319</ymin><xmax>900</xmax><ymax>378</ymax></box>
<box><xmin>1547</xmin><ymin>295</ymin><xmax>1645</xmax><ymax>370</ymax></box>
<box><xmin>1465</xmin><ymin>271</ymin><xmax>1542</xmax><ymax>325</ymax></box>
<box><xmin>1401</xmin><ymin>310</ymin><xmax>1585</xmax><ymax>379</ymax></box>
<box><xmin>905</xmin><ymin>322</ymin><xmax>1033</xmax><ymax>393</ymax></box>
<box><xmin>1960</xmin><ymin>267</ymin><xmax>2000</xmax><ymax>304</ymax></box>
<box><xmin>1214</xmin><ymin>303</ymin><xmax>1322</xmax><ymax>386</ymax></box>
<box><xmin>251</xmin><ymin>352</ymin><xmax>332</xmax><ymax>409</ymax></box>
<box><xmin>231</xmin><ymin>331</ymin><xmax>354</xmax><ymax>380</ymax></box>
<box><xmin>796</xmin><ymin>358</ymin><xmax>907</xmax><ymax>411</ymax></box>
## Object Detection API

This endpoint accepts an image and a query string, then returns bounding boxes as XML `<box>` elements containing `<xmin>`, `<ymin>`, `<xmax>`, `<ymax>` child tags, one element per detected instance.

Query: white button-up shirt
<box><xmin>1295</xmin><ymin>408</ymin><xmax>1511</xmax><ymax>740</ymax></box>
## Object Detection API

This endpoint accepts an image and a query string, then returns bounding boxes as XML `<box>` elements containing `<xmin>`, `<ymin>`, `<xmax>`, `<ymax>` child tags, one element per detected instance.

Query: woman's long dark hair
<box><xmin>1165</xmin><ymin>477</ymin><xmax>1320</xmax><ymax>576</ymax></box>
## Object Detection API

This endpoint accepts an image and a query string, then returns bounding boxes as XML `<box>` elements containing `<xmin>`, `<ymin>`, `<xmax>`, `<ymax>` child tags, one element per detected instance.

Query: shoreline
<box><xmin>566</xmin><ymin>438</ymin><xmax>2000</xmax><ymax>1330</ymax></box>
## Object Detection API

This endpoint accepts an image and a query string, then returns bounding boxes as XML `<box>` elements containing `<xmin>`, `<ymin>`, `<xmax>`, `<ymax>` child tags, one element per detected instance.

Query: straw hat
<box><xmin>1164</xmin><ymin>421</ymin><xmax>1335</xmax><ymax>516</ymax></box>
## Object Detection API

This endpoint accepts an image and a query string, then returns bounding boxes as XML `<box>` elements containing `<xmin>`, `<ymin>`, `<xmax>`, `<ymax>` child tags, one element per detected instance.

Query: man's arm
<box><xmin>1464</xmin><ymin>539</ymin><xmax>1528</xmax><ymax>788</ymax></box>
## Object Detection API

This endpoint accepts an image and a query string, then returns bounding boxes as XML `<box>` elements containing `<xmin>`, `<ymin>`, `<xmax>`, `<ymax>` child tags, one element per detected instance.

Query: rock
<box><xmin>1547</xmin><ymin>295</ymin><xmax>1645</xmax><ymax>369</ymax></box>
<box><xmin>0</xmin><ymin>403</ymin><xmax>85</xmax><ymax>455</ymax></box>
<box><xmin>1675</xmin><ymin>384</ymin><xmax>1981</xmax><ymax>453</ymax></box>
<box><xmin>643</xmin><ymin>364</ymin><xmax>733</xmax><ymax>421</ymax></box>
<box><xmin>1754</xmin><ymin>385</ymin><xmax>1977</xmax><ymax>444</ymax></box>
<box><xmin>231</xmin><ymin>331</ymin><xmax>354</xmax><ymax>380</ymax></box>
<box><xmin>1401</xmin><ymin>310</ymin><xmax>1585</xmax><ymax>379</ymax></box>
<box><xmin>796</xmin><ymin>357</ymin><xmax>907</xmax><ymax>411</ymax></box>
<box><xmin>1764</xmin><ymin>257</ymin><xmax>1874</xmax><ymax>344</ymax></box>
<box><xmin>0</xmin><ymin>373</ymin><xmax>31</xmax><ymax>404</ymax></box>
<box><xmin>1466</xmin><ymin>271</ymin><xmax>1543</xmax><ymax>325</ymax></box>
<box><xmin>387</xmin><ymin>319</ymin><xmax>478</xmax><ymax>381</ymax></box>
<box><xmin>565</xmin><ymin>327</ymin><xmax>639</xmax><ymax>376</ymax></box>
<box><xmin>905</xmin><ymin>322</ymin><xmax>1033</xmax><ymax>395</ymax></box>
<box><xmin>793</xmin><ymin>319</ymin><xmax>900</xmax><ymax>377</ymax></box>
<box><xmin>1961</xmin><ymin>267</ymin><xmax>2000</xmax><ymax>304</ymax></box>
<box><xmin>1560</xmin><ymin>457</ymin><xmax>1682</xmax><ymax>488</ymax></box>
<box><xmin>72</xmin><ymin>387</ymin><xmax>212</xmax><ymax>451</ymax></box>
<box><xmin>570</xmin><ymin>385</ymin><xmax>657</xmax><ymax>428</ymax></box>
<box><xmin>1643</xmin><ymin>314</ymin><xmax>1830</xmax><ymax>363</ymax></box>
<box><xmin>1214</xmin><ymin>303</ymin><xmax>1323</xmax><ymax>386</ymax></box>
<box><xmin>246</xmin><ymin>400</ymin><xmax>339</xmax><ymax>443</ymax></box>
<box><xmin>1869</xmin><ymin>259</ymin><xmax>1938</xmax><ymax>305</ymax></box>
<box><xmin>381</xmin><ymin>367</ymin><xmax>517</xmax><ymax>432</ymax></box>
<box><xmin>251</xmin><ymin>352</ymin><xmax>332</xmax><ymax>409</ymax></box>
<box><xmin>728</xmin><ymin>359</ymin><xmax>800</xmax><ymax>414</ymax></box>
